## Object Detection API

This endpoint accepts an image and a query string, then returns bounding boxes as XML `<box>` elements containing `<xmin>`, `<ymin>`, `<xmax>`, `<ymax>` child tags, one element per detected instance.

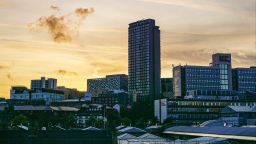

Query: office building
<box><xmin>161</xmin><ymin>78</ymin><xmax>173</xmax><ymax>98</ymax></box>
<box><xmin>184</xmin><ymin>89</ymin><xmax>248</xmax><ymax>101</ymax></box>
<box><xmin>31</xmin><ymin>77</ymin><xmax>57</xmax><ymax>90</ymax></box>
<box><xmin>221</xmin><ymin>105</ymin><xmax>256</xmax><ymax>126</ymax></box>
<box><xmin>31</xmin><ymin>88</ymin><xmax>64</xmax><ymax>103</ymax></box>
<box><xmin>232</xmin><ymin>67</ymin><xmax>256</xmax><ymax>92</ymax></box>
<box><xmin>87</xmin><ymin>74</ymin><xmax>128</xmax><ymax>96</ymax></box>
<box><xmin>128</xmin><ymin>19</ymin><xmax>160</xmax><ymax>102</ymax></box>
<box><xmin>95</xmin><ymin>91</ymin><xmax>129</xmax><ymax>107</ymax></box>
<box><xmin>54</xmin><ymin>91</ymin><xmax>129</xmax><ymax>108</ymax></box>
<box><xmin>10</xmin><ymin>86</ymin><xmax>30</xmax><ymax>100</ymax></box>
<box><xmin>172</xmin><ymin>53</ymin><xmax>255</xmax><ymax>97</ymax></box>
<box><xmin>212</xmin><ymin>53</ymin><xmax>232</xmax><ymax>90</ymax></box>
<box><xmin>11</xmin><ymin>86</ymin><xmax>64</xmax><ymax>104</ymax></box>
<box><xmin>155</xmin><ymin>98</ymin><xmax>256</xmax><ymax>124</ymax></box>
<box><xmin>173</xmin><ymin>65</ymin><xmax>220</xmax><ymax>96</ymax></box>
<box><xmin>56</xmin><ymin>86</ymin><xmax>85</xmax><ymax>99</ymax></box>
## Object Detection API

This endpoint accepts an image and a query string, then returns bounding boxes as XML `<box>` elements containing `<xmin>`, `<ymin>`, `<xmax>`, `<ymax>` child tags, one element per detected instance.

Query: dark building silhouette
<box><xmin>128</xmin><ymin>19</ymin><xmax>160</xmax><ymax>102</ymax></box>
<box><xmin>56</xmin><ymin>86</ymin><xmax>85</xmax><ymax>99</ymax></box>
<box><xmin>0</xmin><ymin>130</ymin><xmax>113</xmax><ymax>144</ymax></box>
<box><xmin>161</xmin><ymin>78</ymin><xmax>173</xmax><ymax>98</ymax></box>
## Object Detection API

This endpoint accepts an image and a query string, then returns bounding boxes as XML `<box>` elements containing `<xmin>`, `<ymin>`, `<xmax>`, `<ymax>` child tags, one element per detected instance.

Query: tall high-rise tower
<box><xmin>128</xmin><ymin>19</ymin><xmax>160</xmax><ymax>102</ymax></box>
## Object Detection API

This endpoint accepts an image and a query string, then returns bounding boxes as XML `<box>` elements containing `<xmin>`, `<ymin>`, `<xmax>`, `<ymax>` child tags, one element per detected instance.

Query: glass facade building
<box><xmin>232</xmin><ymin>67</ymin><xmax>256</xmax><ymax>92</ymax></box>
<box><xmin>212</xmin><ymin>53</ymin><xmax>232</xmax><ymax>90</ymax></box>
<box><xmin>173</xmin><ymin>53</ymin><xmax>235</xmax><ymax>97</ymax></box>
<box><xmin>185</xmin><ymin>66</ymin><xmax>220</xmax><ymax>94</ymax></box>
<box><xmin>173</xmin><ymin>65</ymin><xmax>221</xmax><ymax>97</ymax></box>
<box><xmin>155</xmin><ymin>98</ymin><xmax>256</xmax><ymax>124</ymax></box>
<box><xmin>128</xmin><ymin>19</ymin><xmax>160</xmax><ymax>102</ymax></box>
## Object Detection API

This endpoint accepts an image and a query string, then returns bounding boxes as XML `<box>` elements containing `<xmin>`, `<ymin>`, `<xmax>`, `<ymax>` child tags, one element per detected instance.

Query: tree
<box><xmin>62</xmin><ymin>114</ymin><xmax>75</xmax><ymax>128</ymax></box>
<box><xmin>11</xmin><ymin>114</ymin><xmax>29</xmax><ymax>126</ymax></box>
<box><xmin>129</xmin><ymin>101</ymin><xmax>154</xmax><ymax>122</ymax></box>
<box><xmin>121</xmin><ymin>117</ymin><xmax>131</xmax><ymax>126</ymax></box>
<box><xmin>106</xmin><ymin>109</ymin><xmax>120</xmax><ymax>129</ymax></box>
<box><xmin>87</xmin><ymin>116</ymin><xmax>97</xmax><ymax>127</ymax></box>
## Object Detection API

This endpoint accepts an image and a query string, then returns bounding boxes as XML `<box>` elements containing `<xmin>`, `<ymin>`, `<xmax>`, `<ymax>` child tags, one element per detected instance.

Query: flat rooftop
<box><xmin>164</xmin><ymin>126</ymin><xmax>256</xmax><ymax>141</ymax></box>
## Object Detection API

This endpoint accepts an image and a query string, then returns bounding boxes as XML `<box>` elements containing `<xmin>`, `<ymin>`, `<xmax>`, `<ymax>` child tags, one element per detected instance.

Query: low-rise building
<box><xmin>75</xmin><ymin>104</ymin><xmax>106</xmax><ymax>127</ymax></box>
<box><xmin>95</xmin><ymin>90</ymin><xmax>129</xmax><ymax>107</ymax></box>
<box><xmin>221</xmin><ymin>105</ymin><xmax>256</xmax><ymax>126</ymax></box>
<box><xmin>10</xmin><ymin>86</ymin><xmax>64</xmax><ymax>103</ymax></box>
<box><xmin>52</xmin><ymin>91</ymin><xmax>129</xmax><ymax>108</ymax></box>
<box><xmin>56</xmin><ymin>86</ymin><xmax>85</xmax><ymax>99</ymax></box>
<box><xmin>31</xmin><ymin>88</ymin><xmax>64</xmax><ymax>103</ymax></box>
<box><xmin>155</xmin><ymin>98</ymin><xmax>256</xmax><ymax>124</ymax></box>
<box><xmin>117</xmin><ymin>133</ymin><xmax>170</xmax><ymax>144</ymax></box>
<box><xmin>87</xmin><ymin>74</ymin><xmax>128</xmax><ymax>97</ymax></box>
<box><xmin>10</xmin><ymin>86</ymin><xmax>30</xmax><ymax>100</ymax></box>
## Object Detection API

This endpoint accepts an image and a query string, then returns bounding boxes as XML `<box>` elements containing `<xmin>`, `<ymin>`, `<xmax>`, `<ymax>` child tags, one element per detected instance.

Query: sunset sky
<box><xmin>0</xmin><ymin>0</ymin><xmax>255</xmax><ymax>98</ymax></box>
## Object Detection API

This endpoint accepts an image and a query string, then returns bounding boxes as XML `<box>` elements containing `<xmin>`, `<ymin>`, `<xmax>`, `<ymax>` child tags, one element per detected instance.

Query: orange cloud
<box><xmin>29</xmin><ymin>6</ymin><xmax>94</xmax><ymax>43</ymax></box>
<box><xmin>75</xmin><ymin>8</ymin><xmax>94</xmax><ymax>18</ymax></box>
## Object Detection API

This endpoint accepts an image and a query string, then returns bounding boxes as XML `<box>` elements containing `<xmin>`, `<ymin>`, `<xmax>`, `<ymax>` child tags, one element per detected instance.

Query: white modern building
<box><xmin>11</xmin><ymin>86</ymin><xmax>64</xmax><ymax>103</ymax></box>
<box><xmin>10</xmin><ymin>86</ymin><xmax>30</xmax><ymax>100</ymax></box>
<box><xmin>31</xmin><ymin>89</ymin><xmax>64</xmax><ymax>103</ymax></box>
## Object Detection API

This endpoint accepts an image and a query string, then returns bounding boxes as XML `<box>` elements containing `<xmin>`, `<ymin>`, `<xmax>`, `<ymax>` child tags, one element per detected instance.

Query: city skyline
<box><xmin>0</xmin><ymin>0</ymin><xmax>255</xmax><ymax>98</ymax></box>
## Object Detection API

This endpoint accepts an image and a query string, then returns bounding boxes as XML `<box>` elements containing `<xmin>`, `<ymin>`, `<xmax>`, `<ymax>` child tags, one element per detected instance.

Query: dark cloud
<box><xmin>55</xmin><ymin>69</ymin><xmax>78</xmax><ymax>76</ymax></box>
